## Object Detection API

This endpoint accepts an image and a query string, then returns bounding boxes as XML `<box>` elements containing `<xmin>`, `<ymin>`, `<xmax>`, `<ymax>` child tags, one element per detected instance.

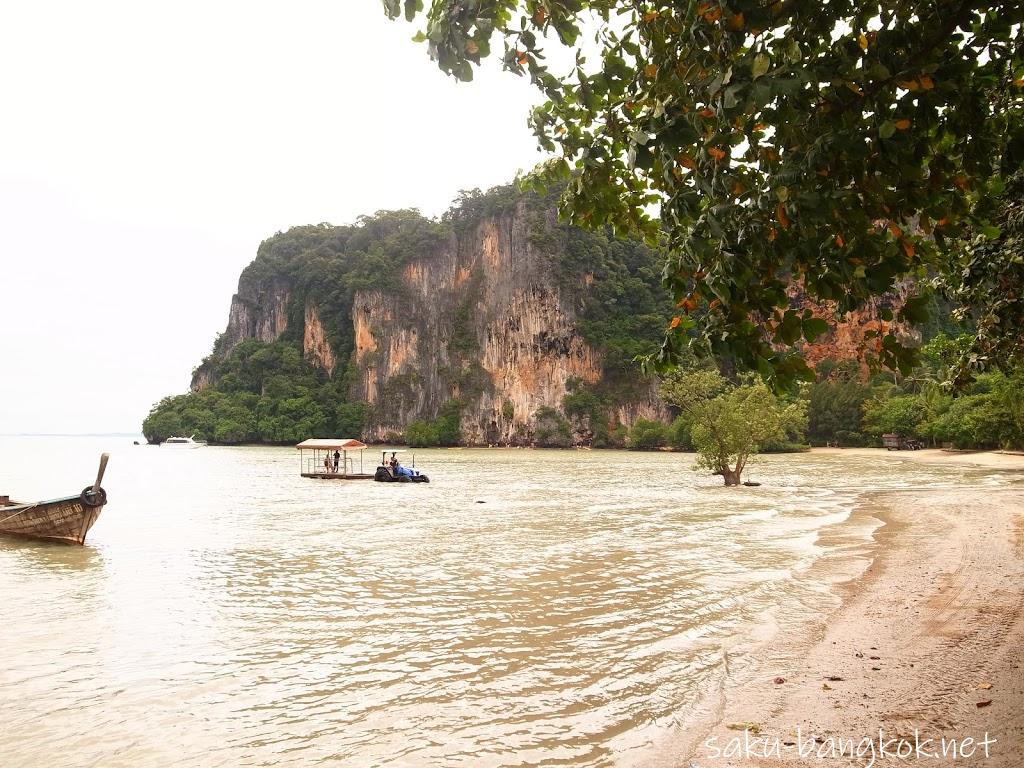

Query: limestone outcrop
<box><xmin>193</xmin><ymin>200</ymin><xmax>666</xmax><ymax>444</ymax></box>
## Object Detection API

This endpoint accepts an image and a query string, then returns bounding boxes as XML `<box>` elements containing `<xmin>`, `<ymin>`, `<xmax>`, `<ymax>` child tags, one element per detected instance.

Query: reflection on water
<box><xmin>0</xmin><ymin>535</ymin><xmax>106</xmax><ymax>572</ymax></box>
<box><xmin>0</xmin><ymin>437</ymin><xmax>1003</xmax><ymax>767</ymax></box>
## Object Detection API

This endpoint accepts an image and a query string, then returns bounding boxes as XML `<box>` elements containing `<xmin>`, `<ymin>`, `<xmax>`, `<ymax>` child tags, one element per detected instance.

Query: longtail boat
<box><xmin>0</xmin><ymin>453</ymin><xmax>110</xmax><ymax>545</ymax></box>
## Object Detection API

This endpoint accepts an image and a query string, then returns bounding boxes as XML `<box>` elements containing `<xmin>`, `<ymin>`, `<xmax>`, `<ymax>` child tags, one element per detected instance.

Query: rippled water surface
<box><xmin>0</xmin><ymin>437</ymin><xmax>1005</xmax><ymax>767</ymax></box>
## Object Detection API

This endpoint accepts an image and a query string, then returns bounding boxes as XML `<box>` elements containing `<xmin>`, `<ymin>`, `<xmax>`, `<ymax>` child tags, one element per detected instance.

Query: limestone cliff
<box><xmin>192</xmin><ymin>195</ymin><xmax>669</xmax><ymax>445</ymax></box>
<box><xmin>791</xmin><ymin>279</ymin><xmax>920</xmax><ymax>373</ymax></box>
<box><xmin>346</xmin><ymin>210</ymin><xmax>625</xmax><ymax>443</ymax></box>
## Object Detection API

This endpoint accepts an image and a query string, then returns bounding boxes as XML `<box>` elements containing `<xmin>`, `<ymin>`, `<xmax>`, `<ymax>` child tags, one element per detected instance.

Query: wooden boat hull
<box><xmin>0</xmin><ymin>493</ymin><xmax>106</xmax><ymax>545</ymax></box>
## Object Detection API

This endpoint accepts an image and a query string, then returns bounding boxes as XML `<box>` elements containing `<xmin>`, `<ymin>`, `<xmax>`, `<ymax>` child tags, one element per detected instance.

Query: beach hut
<box><xmin>296</xmin><ymin>438</ymin><xmax>373</xmax><ymax>479</ymax></box>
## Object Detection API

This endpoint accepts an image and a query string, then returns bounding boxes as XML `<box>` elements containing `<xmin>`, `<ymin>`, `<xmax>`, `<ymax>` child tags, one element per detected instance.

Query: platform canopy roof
<box><xmin>295</xmin><ymin>439</ymin><xmax>368</xmax><ymax>450</ymax></box>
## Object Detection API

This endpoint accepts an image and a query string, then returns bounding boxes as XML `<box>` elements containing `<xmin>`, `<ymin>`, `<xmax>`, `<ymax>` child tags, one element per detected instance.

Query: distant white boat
<box><xmin>161</xmin><ymin>435</ymin><xmax>206</xmax><ymax>448</ymax></box>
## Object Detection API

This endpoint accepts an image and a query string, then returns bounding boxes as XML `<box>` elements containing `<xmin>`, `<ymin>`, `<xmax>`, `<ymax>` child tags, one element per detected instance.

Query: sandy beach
<box><xmin>687</xmin><ymin>449</ymin><xmax>1024</xmax><ymax>767</ymax></box>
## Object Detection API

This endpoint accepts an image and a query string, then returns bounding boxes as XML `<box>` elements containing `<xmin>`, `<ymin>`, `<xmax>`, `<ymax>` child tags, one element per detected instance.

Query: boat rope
<box><xmin>0</xmin><ymin>504</ymin><xmax>39</xmax><ymax>526</ymax></box>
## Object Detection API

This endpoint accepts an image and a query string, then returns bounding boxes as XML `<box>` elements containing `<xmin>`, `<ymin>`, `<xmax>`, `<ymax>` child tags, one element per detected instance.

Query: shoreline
<box><xmin>683</xmin><ymin>450</ymin><xmax>1024</xmax><ymax>766</ymax></box>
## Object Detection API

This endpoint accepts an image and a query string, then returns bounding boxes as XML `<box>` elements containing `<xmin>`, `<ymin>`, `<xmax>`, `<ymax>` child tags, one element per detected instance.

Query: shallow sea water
<box><xmin>0</xmin><ymin>437</ymin><xmax>1006</xmax><ymax>767</ymax></box>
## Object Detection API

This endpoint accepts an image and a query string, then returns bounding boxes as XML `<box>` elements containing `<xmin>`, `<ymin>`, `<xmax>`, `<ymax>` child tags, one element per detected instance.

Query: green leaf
<box><xmin>900</xmin><ymin>295</ymin><xmax>930</xmax><ymax>324</ymax></box>
<box><xmin>403</xmin><ymin>0</ymin><xmax>422</xmax><ymax>22</ymax></box>
<box><xmin>724</xmin><ymin>84</ymin><xmax>741</xmax><ymax>109</ymax></box>
<box><xmin>879</xmin><ymin>120</ymin><xmax>896</xmax><ymax>139</ymax></box>
<box><xmin>752</xmin><ymin>53</ymin><xmax>770</xmax><ymax>80</ymax></box>
<box><xmin>803</xmin><ymin>317</ymin><xmax>829</xmax><ymax>342</ymax></box>
<box><xmin>868</xmin><ymin>63</ymin><xmax>891</xmax><ymax>80</ymax></box>
<box><xmin>453</xmin><ymin>60</ymin><xmax>474</xmax><ymax>81</ymax></box>
<box><xmin>785</xmin><ymin>40</ymin><xmax>801</xmax><ymax>64</ymax></box>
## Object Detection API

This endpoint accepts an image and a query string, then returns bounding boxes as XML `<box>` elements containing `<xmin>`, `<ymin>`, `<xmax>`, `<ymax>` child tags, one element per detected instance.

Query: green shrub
<box><xmin>627</xmin><ymin>418</ymin><xmax>668</xmax><ymax>450</ymax></box>
<box><xmin>534</xmin><ymin>406</ymin><xmax>573</xmax><ymax>447</ymax></box>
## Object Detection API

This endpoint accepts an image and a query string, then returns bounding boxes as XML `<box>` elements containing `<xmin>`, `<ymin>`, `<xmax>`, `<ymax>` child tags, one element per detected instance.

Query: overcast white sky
<box><xmin>0</xmin><ymin>1</ymin><xmax>550</xmax><ymax>434</ymax></box>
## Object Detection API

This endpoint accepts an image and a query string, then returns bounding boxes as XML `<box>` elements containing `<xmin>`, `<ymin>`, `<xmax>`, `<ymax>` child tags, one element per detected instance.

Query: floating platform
<box><xmin>300</xmin><ymin>473</ymin><xmax>375</xmax><ymax>480</ymax></box>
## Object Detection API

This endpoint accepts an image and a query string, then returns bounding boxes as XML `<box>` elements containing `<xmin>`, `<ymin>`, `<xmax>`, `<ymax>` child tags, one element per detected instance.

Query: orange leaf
<box><xmin>732</xmin><ymin>181</ymin><xmax>744</xmax><ymax>196</ymax></box>
<box><xmin>703</xmin><ymin>7</ymin><xmax>722</xmax><ymax>22</ymax></box>
<box><xmin>888</xmin><ymin>221</ymin><xmax>902</xmax><ymax>238</ymax></box>
<box><xmin>643</xmin><ymin>10</ymin><xmax>659</xmax><ymax>22</ymax></box>
<box><xmin>753</xmin><ymin>122</ymin><xmax>766</xmax><ymax>131</ymax></box>
<box><xmin>697</xmin><ymin>2</ymin><xmax>711</xmax><ymax>13</ymax></box>
<box><xmin>644</xmin><ymin>63</ymin><xmax>658</xmax><ymax>78</ymax></box>
<box><xmin>678</xmin><ymin>154</ymin><xmax>696</xmax><ymax>170</ymax></box>
<box><xmin>709</xmin><ymin>298</ymin><xmax>721</xmax><ymax>309</ymax></box>
<box><xmin>682</xmin><ymin>297</ymin><xmax>698</xmax><ymax>312</ymax></box>
<box><xmin>670</xmin><ymin>316</ymin><xmax>682</xmax><ymax>329</ymax></box>
<box><xmin>897</xmin><ymin>79</ymin><xmax>919</xmax><ymax>91</ymax></box>
<box><xmin>919</xmin><ymin>74</ymin><xmax>935</xmax><ymax>90</ymax></box>
<box><xmin>533</xmin><ymin>6</ymin><xmax>547</xmax><ymax>24</ymax></box>
<box><xmin>901</xmin><ymin>239</ymin><xmax>915</xmax><ymax>258</ymax></box>
<box><xmin>707</xmin><ymin>146</ymin><xmax>727</xmax><ymax>161</ymax></box>
<box><xmin>699</xmin><ymin>107</ymin><xmax>716</xmax><ymax>118</ymax></box>
<box><xmin>835</xmin><ymin>234</ymin><xmax>845</xmax><ymax>247</ymax></box>
<box><xmin>777</xmin><ymin>202</ymin><xmax>790</xmax><ymax>230</ymax></box>
<box><xmin>895</xmin><ymin>119</ymin><xmax>911</xmax><ymax>130</ymax></box>
<box><xmin>728</xmin><ymin>12</ymin><xmax>744</xmax><ymax>31</ymax></box>
<box><xmin>858</xmin><ymin>33</ymin><xmax>868</xmax><ymax>51</ymax></box>
<box><xmin>517</xmin><ymin>51</ymin><xmax>528</xmax><ymax>66</ymax></box>
<box><xmin>767</xmin><ymin>227</ymin><xmax>777</xmax><ymax>242</ymax></box>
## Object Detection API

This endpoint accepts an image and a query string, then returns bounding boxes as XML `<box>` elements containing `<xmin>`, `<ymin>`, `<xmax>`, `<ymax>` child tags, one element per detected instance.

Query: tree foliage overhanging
<box><xmin>386</xmin><ymin>0</ymin><xmax>1024</xmax><ymax>386</ymax></box>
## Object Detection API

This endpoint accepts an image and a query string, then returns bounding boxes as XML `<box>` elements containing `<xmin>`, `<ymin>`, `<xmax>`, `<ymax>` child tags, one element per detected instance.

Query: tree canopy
<box><xmin>659</xmin><ymin>369</ymin><xmax>805</xmax><ymax>484</ymax></box>
<box><xmin>386</xmin><ymin>0</ymin><xmax>1024</xmax><ymax>386</ymax></box>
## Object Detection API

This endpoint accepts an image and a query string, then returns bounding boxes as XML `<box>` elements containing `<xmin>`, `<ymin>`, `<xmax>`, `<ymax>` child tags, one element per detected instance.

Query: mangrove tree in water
<box><xmin>660</xmin><ymin>370</ymin><xmax>806</xmax><ymax>485</ymax></box>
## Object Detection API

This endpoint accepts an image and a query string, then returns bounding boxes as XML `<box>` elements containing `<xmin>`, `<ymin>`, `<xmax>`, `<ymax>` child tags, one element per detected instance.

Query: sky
<box><xmin>0</xmin><ymin>0</ymin><xmax>555</xmax><ymax>434</ymax></box>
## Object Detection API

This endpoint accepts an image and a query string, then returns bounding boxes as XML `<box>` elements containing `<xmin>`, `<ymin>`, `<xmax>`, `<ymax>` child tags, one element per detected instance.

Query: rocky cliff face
<box><xmin>221</xmin><ymin>277</ymin><xmax>291</xmax><ymax>354</ymax></box>
<box><xmin>792</xmin><ymin>279</ymin><xmax>919</xmax><ymax>373</ymax></box>
<box><xmin>195</xmin><ymin>200</ymin><xmax>666</xmax><ymax>444</ymax></box>
<box><xmin>348</xmin><ymin>210</ymin><xmax>632</xmax><ymax>443</ymax></box>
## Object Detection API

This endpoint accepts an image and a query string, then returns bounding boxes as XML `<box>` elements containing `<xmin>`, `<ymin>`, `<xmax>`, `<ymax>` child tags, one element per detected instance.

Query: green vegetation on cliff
<box><xmin>143</xmin><ymin>340</ymin><xmax>358</xmax><ymax>445</ymax></box>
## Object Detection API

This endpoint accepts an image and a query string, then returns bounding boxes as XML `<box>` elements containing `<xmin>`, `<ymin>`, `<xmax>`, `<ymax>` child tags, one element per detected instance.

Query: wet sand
<box><xmin>688</xmin><ymin>449</ymin><xmax>1024</xmax><ymax>766</ymax></box>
